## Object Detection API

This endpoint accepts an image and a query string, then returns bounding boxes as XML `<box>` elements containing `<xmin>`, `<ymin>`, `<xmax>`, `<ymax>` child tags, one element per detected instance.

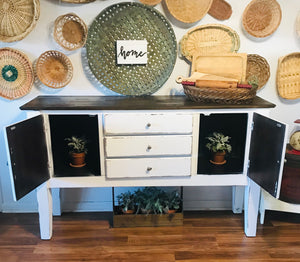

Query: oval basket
<box><xmin>277</xmin><ymin>52</ymin><xmax>300</xmax><ymax>100</ymax></box>
<box><xmin>0</xmin><ymin>0</ymin><xmax>40</xmax><ymax>43</ymax></box>
<box><xmin>54</xmin><ymin>13</ymin><xmax>88</xmax><ymax>51</ymax></box>
<box><xmin>0</xmin><ymin>48</ymin><xmax>34</xmax><ymax>100</ymax></box>
<box><xmin>208</xmin><ymin>0</ymin><xmax>232</xmax><ymax>20</ymax></box>
<box><xmin>36</xmin><ymin>50</ymin><xmax>73</xmax><ymax>89</ymax></box>
<box><xmin>165</xmin><ymin>0</ymin><xmax>213</xmax><ymax>24</ymax></box>
<box><xmin>246</xmin><ymin>54</ymin><xmax>270</xmax><ymax>90</ymax></box>
<box><xmin>183</xmin><ymin>85</ymin><xmax>257</xmax><ymax>104</ymax></box>
<box><xmin>242</xmin><ymin>0</ymin><xmax>282</xmax><ymax>38</ymax></box>
<box><xmin>180</xmin><ymin>24</ymin><xmax>240</xmax><ymax>62</ymax></box>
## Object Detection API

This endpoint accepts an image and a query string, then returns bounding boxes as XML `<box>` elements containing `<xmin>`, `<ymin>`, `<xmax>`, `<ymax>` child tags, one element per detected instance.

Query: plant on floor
<box><xmin>163</xmin><ymin>190</ymin><xmax>182</xmax><ymax>213</ymax></box>
<box><xmin>116</xmin><ymin>191</ymin><xmax>136</xmax><ymax>213</ymax></box>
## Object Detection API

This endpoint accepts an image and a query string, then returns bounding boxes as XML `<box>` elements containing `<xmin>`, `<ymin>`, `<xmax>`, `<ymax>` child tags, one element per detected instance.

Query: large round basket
<box><xmin>165</xmin><ymin>0</ymin><xmax>213</xmax><ymax>24</ymax></box>
<box><xmin>246</xmin><ymin>54</ymin><xmax>270</xmax><ymax>90</ymax></box>
<box><xmin>183</xmin><ymin>85</ymin><xmax>257</xmax><ymax>104</ymax></box>
<box><xmin>242</xmin><ymin>0</ymin><xmax>282</xmax><ymax>38</ymax></box>
<box><xmin>54</xmin><ymin>13</ymin><xmax>88</xmax><ymax>51</ymax></box>
<box><xmin>180</xmin><ymin>24</ymin><xmax>240</xmax><ymax>62</ymax></box>
<box><xmin>277</xmin><ymin>52</ymin><xmax>300</xmax><ymax>100</ymax></box>
<box><xmin>36</xmin><ymin>50</ymin><xmax>73</xmax><ymax>89</ymax></box>
<box><xmin>0</xmin><ymin>0</ymin><xmax>40</xmax><ymax>43</ymax></box>
<box><xmin>0</xmin><ymin>48</ymin><xmax>34</xmax><ymax>100</ymax></box>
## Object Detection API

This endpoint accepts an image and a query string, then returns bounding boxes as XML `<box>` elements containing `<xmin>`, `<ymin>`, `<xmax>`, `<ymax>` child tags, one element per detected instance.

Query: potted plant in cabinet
<box><xmin>206</xmin><ymin>132</ymin><xmax>232</xmax><ymax>165</ymax></box>
<box><xmin>65</xmin><ymin>136</ymin><xmax>88</xmax><ymax>167</ymax></box>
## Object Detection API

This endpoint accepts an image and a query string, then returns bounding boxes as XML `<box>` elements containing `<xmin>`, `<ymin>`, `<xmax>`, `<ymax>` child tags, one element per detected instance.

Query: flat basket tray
<box><xmin>180</xmin><ymin>24</ymin><xmax>240</xmax><ymax>62</ymax></box>
<box><xmin>0</xmin><ymin>0</ymin><xmax>40</xmax><ymax>43</ymax></box>
<box><xmin>277</xmin><ymin>52</ymin><xmax>300</xmax><ymax>100</ymax></box>
<box><xmin>242</xmin><ymin>0</ymin><xmax>282</xmax><ymax>38</ymax></box>
<box><xmin>54</xmin><ymin>13</ymin><xmax>88</xmax><ymax>51</ymax></box>
<box><xmin>0</xmin><ymin>48</ymin><xmax>34</xmax><ymax>100</ymax></box>
<box><xmin>165</xmin><ymin>0</ymin><xmax>213</xmax><ymax>24</ymax></box>
<box><xmin>183</xmin><ymin>85</ymin><xmax>257</xmax><ymax>104</ymax></box>
<box><xmin>36</xmin><ymin>50</ymin><xmax>73</xmax><ymax>89</ymax></box>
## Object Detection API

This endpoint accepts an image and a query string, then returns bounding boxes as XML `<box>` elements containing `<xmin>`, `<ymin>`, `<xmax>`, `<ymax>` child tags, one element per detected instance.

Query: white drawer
<box><xmin>105</xmin><ymin>135</ymin><xmax>192</xmax><ymax>157</ymax></box>
<box><xmin>103</xmin><ymin>113</ymin><xmax>193</xmax><ymax>135</ymax></box>
<box><xmin>106</xmin><ymin>157</ymin><xmax>191</xmax><ymax>178</ymax></box>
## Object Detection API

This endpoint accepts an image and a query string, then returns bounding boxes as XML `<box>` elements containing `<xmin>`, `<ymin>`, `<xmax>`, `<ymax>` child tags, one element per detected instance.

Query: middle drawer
<box><xmin>105</xmin><ymin>135</ymin><xmax>192</xmax><ymax>157</ymax></box>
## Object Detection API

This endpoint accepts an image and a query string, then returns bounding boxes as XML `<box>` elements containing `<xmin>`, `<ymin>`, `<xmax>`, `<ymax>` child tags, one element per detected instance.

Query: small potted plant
<box><xmin>116</xmin><ymin>191</ymin><xmax>136</xmax><ymax>214</ymax></box>
<box><xmin>206</xmin><ymin>132</ymin><xmax>232</xmax><ymax>165</ymax></box>
<box><xmin>65</xmin><ymin>136</ymin><xmax>88</xmax><ymax>167</ymax></box>
<box><xmin>163</xmin><ymin>190</ymin><xmax>182</xmax><ymax>214</ymax></box>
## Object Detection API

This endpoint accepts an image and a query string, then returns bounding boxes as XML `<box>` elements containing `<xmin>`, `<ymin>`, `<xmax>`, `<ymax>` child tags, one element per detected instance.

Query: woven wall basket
<box><xmin>246</xmin><ymin>54</ymin><xmax>270</xmax><ymax>90</ymax></box>
<box><xmin>277</xmin><ymin>52</ymin><xmax>300</xmax><ymax>100</ymax></box>
<box><xmin>0</xmin><ymin>48</ymin><xmax>34</xmax><ymax>100</ymax></box>
<box><xmin>60</xmin><ymin>0</ymin><xmax>95</xmax><ymax>3</ymax></box>
<box><xmin>54</xmin><ymin>13</ymin><xmax>88</xmax><ymax>51</ymax></box>
<box><xmin>36</xmin><ymin>50</ymin><xmax>73</xmax><ymax>89</ymax></box>
<box><xmin>165</xmin><ymin>0</ymin><xmax>213</xmax><ymax>24</ymax></box>
<box><xmin>139</xmin><ymin>0</ymin><xmax>162</xmax><ymax>5</ymax></box>
<box><xmin>0</xmin><ymin>0</ymin><xmax>40</xmax><ymax>43</ymax></box>
<box><xmin>208</xmin><ymin>0</ymin><xmax>232</xmax><ymax>20</ymax></box>
<box><xmin>180</xmin><ymin>24</ymin><xmax>240</xmax><ymax>62</ymax></box>
<box><xmin>242</xmin><ymin>0</ymin><xmax>282</xmax><ymax>38</ymax></box>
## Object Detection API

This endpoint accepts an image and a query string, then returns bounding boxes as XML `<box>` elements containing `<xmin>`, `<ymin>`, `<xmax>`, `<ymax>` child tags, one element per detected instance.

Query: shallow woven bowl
<box><xmin>165</xmin><ymin>0</ymin><xmax>213</xmax><ymax>24</ymax></box>
<box><xmin>0</xmin><ymin>48</ymin><xmax>34</xmax><ymax>100</ymax></box>
<box><xmin>36</xmin><ymin>50</ymin><xmax>73</xmax><ymax>89</ymax></box>
<box><xmin>180</xmin><ymin>24</ymin><xmax>240</xmax><ymax>62</ymax></box>
<box><xmin>54</xmin><ymin>13</ymin><xmax>88</xmax><ymax>51</ymax></box>
<box><xmin>0</xmin><ymin>0</ymin><xmax>40</xmax><ymax>43</ymax></box>
<box><xmin>242</xmin><ymin>0</ymin><xmax>282</xmax><ymax>38</ymax></box>
<box><xmin>277</xmin><ymin>52</ymin><xmax>300</xmax><ymax>100</ymax></box>
<box><xmin>246</xmin><ymin>54</ymin><xmax>270</xmax><ymax>90</ymax></box>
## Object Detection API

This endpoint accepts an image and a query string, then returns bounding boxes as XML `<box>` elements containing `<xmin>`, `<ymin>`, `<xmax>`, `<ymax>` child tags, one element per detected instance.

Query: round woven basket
<box><xmin>36</xmin><ymin>50</ymin><xmax>73</xmax><ymax>89</ymax></box>
<box><xmin>180</xmin><ymin>24</ymin><xmax>240</xmax><ymax>62</ymax></box>
<box><xmin>139</xmin><ymin>0</ymin><xmax>162</xmax><ymax>5</ymax></box>
<box><xmin>54</xmin><ymin>13</ymin><xmax>88</xmax><ymax>51</ymax></box>
<box><xmin>165</xmin><ymin>0</ymin><xmax>213</xmax><ymax>24</ymax></box>
<box><xmin>277</xmin><ymin>52</ymin><xmax>300</xmax><ymax>100</ymax></box>
<box><xmin>246</xmin><ymin>54</ymin><xmax>270</xmax><ymax>90</ymax></box>
<box><xmin>183</xmin><ymin>85</ymin><xmax>257</xmax><ymax>104</ymax></box>
<box><xmin>0</xmin><ymin>0</ymin><xmax>40</xmax><ymax>43</ymax></box>
<box><xmin>60</xmin><ymin>0</ymin><xmax>95</xmax><ymax>3</ymax></box>
<box><xmin>242</xmin><ymin>0</ymin><xmax>282</xmax><ymax>38</ymax></box>
<box><xmin>0</xmin><ymin>48</ymin><xmax>34</xmax><ymax>100</ymax></box>
<box><xmin>208</xmin><ymin>0</ymin><xmax>232</xmax><ymax>20</ymax></box>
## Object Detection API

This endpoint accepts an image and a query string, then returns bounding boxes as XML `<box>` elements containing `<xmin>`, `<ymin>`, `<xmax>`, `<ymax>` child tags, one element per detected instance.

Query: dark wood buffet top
<box><xmin>20</xmin><ymin>95</ymin><xmax>276</xmax><ymax>111</ymax></box>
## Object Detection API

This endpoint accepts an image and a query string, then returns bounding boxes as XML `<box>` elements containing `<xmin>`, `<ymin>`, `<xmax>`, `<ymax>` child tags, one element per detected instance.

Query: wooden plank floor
<box><xmin>0</xmin><ymin>211</ymin><xmax>299</xmax><ymax>262</ymax></box>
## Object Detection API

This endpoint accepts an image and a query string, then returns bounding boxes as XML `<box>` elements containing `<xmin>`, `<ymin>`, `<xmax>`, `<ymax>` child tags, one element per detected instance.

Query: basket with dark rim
<box><xmin>183</xmin><ymin>84</ymin><xmax>258</xmax><ymax>104</ymax></box>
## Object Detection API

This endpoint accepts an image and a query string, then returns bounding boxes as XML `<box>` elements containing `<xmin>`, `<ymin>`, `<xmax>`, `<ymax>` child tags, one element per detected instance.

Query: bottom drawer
<box><xmin>106</xmin><ymin>157</ymin><xmax>191</xmax><ymax>178</ymax></box>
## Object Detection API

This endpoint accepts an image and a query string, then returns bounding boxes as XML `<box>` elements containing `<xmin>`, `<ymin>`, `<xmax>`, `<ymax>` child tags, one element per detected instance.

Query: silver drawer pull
<box><xmin>146</xmin><ymin>167</ymin><xmax>152</xmax><ymax>172</ymax></box>
<box><xmin>146</xmin><ymin>123</ymin><xmax>151</xmax><ymax>128</ymax></box>
<box><xmin>147</xmin><ymin>145</ymin><xmax>152</xmax><ymax>151</ymax></box>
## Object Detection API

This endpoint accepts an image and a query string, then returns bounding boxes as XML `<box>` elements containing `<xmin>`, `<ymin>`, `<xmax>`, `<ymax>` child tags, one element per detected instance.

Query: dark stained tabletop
<box><xmin>20</xmin><ymin>95</ymin><xmax>276</xmax><ymax>111</ymax></box>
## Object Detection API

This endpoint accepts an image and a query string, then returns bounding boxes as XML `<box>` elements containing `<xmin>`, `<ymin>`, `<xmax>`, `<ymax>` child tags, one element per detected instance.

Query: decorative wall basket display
<box><xmin>180</xmin><ymin>24</ymin><xmax>240</xmax><ymax>62</ymax></box>
<box><xmin>208</xmin><ymin>0</ymin><xmax>232</xmax><ymax>20</ymax></box>
<box><xmin>36</xmin><ymin>50</ymin><xmax>73</xmax><ymax>89</ymax></box>
<box><xmin>165</xmin><ymin>0</ymin><xmax>213</xmax><ymax>24</ymax></box>
<box><xmin>242</xmin><ymin>0</ymin><xmax>282</xmax><ymax>38</ymax></box>
<box><xmin>0</xmin><ymin>0</ymin><xmax>40</xmax><ymax>43</ymax></box>
<box><xmin>54</xmin><ymin>13</ymin><xmax>88</xmax><ymax>51</ymax></box>
<box><xmin>0</xmin><ymin>48</ymin><xmax>34</xmax><ymax>100</ymax></box>
<box><xmin>86</xmin><ymin>2</ymin><xmax>177</xmax><ymax>96</ymax></box>
<box><xmin>246</xmin><ymin>54</ymin><xmax>270</xmax><ymax>90</ymax></box>
<box><xmin>138</xmin><ymin>0</ymin><xmax>162</xmax><ymax>5</ymax></box>
<box><xmin>277</xmin><ymin>52</ymin><xmax>300</xmax><ymax>100</ymax></box>
<box><xmin>60</xmin><ymin>0</ymin><xmax>95</xmax><ymax>3</ymax></box>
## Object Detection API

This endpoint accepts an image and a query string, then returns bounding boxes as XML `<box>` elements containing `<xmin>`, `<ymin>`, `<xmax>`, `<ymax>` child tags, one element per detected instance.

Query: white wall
<box><xmin>0</xmin><ymin>0</ymin><xmax>299</xmax><ymax>213</ymax></box>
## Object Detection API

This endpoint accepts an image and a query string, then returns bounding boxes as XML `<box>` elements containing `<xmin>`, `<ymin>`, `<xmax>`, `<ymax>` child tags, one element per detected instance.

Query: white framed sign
<box><xmin>116</xmin><ymin>40</ymin><xmax>148</xmax><ymax>65</ymax></box>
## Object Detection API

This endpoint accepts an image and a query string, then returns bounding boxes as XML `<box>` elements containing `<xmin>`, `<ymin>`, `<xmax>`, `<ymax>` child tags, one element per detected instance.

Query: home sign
<box><xmin>116</xmin><ymin>40</ymin><xmax>148</xmax><ymax>65</ymax></box>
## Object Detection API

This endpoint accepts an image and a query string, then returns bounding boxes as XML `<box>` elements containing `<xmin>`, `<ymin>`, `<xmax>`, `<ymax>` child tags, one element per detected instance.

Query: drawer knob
<box><xmin>146</xmin><ymin>167</ymin><xmax>152</xmax><ymax>172</ymax></box>
<box><xmin>146</xmin><ymin>123</ymin><xmax>151</xmax><ymax>128</ymax></box>
<box><xmin>147</xmin><ymin>145</ymin><xmax>152</xmax><ymax>151</ymax></box>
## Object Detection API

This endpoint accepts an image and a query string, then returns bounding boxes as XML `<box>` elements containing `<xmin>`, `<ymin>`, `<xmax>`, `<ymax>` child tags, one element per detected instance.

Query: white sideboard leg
<box><xmin>244</xmin><ymin>178</ymin><xmax>261</xmax><ymax>237</ymax></box>
<box><xmin>52</xmin><ymin>188</ymin><xmax>62</xmax><ymax>216</ymax></box>
<box><xmin>37</xmin><ymin>182</ymin><xmax>53</xmax><ymax>240</ymax></box>
<box><xmin>259</xmin><ymin>192</ymin><xmax>266</xmax><ymax>224</ymax></box>
<box><xmin>232</xmin><ymin>186</ymin><xmax>244</xmax><ymax>214</ymax></box>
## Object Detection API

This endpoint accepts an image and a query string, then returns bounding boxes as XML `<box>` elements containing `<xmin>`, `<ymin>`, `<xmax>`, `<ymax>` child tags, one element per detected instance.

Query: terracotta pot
<box><xmin>69</xmin><ymin>152</ymin><xmax>86</xmax><ymax>167</ymax></box>
<box><xmin>210</xmin><ymin>151</ymin><xmax>226</xmax><ymax>165</ymax></box>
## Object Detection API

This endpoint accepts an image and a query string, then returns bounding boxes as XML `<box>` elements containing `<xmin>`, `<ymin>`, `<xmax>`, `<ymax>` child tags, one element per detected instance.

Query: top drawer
<box><xmin>103</xmin><ymin>113</ymin><xmax>193</xmax><ymax>135</ymax></box>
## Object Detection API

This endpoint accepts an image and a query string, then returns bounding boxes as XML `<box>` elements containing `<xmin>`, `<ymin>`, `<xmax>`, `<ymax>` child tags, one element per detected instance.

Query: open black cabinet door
<box><xmin>248</xmin><ymin>113</ymin><xmax>286</xmax><ymax>198</ymax></box>
<box><xmin>6</xmin><ymin>115</ymin><xmax>50</xmax><ymax>200</ymax></box>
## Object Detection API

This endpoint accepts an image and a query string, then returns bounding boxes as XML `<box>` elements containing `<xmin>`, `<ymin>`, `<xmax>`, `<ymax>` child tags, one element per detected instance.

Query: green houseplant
<box><xmin>206</xmin><ymin>132</ymin><xmax>232</xmax><ymax>165</ymax></box>
<box><xmin>163</xmin><ymin>190</ymin><xmax>182</xmax><ymax>214</ymax></box>
<box><xmin>116</xmin><ymin>191</ymin><xmax>136</xmax><ymax>214</ymax></box>
<box><xmin>65</xmin><ymin>136</ymin><xmax>88</xmax><ymax>167</ymax></box>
